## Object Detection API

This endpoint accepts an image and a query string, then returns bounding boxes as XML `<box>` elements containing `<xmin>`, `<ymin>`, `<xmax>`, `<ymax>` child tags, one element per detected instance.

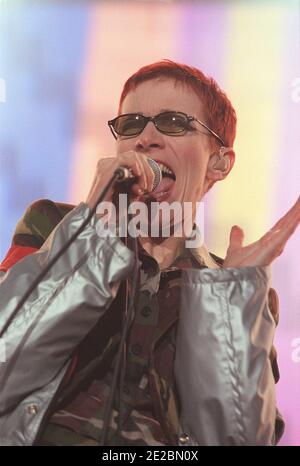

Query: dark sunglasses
<box><xmin>108</xmin><ymin>111</ymin><xmax>225</xmax><ymax>145</ymax></box>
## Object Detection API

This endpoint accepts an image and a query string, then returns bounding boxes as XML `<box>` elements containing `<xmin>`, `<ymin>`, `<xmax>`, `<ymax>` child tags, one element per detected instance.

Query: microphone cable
<box><xmin>0</xmin><ymin>169</ymin><xmax>132</xmax><ymax>339</ymax></box>
<box><xmin>99</xmin><ymin>159</ymin><xmax>162</xmax><ymax>444</ymax></box>
<box><xmin>0</xmin><ymin>165</ymin><xmax>152</xmax><ymax>446</ymax></box>
<box><xmin>99</xmin><ymin>232</ymin><xmax>140</xmax><ymax>445</ymax></box>
<box><xmin>0</xmin><ymin>166</ymin><xmax>142</xmax><ymax>446</ymax></box>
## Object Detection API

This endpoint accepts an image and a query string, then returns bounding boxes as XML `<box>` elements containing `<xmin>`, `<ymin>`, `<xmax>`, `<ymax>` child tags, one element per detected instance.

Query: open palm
<box><xmin>223</xmin><ymin>196</ymin><xmax>300</xmax><ymax>268</ymax></box>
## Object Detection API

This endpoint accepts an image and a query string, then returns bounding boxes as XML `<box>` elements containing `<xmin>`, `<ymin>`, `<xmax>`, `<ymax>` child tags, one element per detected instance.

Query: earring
<box><xmin>212</xmin><ymin>147</ymin><xmax>230</xmax><ymax>171</ymax></box>
<box><xmin>219</xmin><ymin>146</ymin><xmax>232</xmax><ymax>157</ymax></box>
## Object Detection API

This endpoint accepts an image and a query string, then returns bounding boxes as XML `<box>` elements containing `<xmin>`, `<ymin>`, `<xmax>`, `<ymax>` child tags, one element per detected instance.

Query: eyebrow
<box><xmin>126</xmin><ymin>108</ymin><xmax>177</xmax><ymax>116</ymax></box>
<box><xmin>159</xmin><ymin>108</ymin><xmax>175</xmax><ymax>113</ymax></box>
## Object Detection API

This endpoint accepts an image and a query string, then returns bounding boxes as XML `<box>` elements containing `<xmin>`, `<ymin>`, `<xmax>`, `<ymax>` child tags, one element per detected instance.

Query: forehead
<box><xmin>121</xmin><ymin>78</ymin><xmax>205</xmax><ymax>119</ymax></box>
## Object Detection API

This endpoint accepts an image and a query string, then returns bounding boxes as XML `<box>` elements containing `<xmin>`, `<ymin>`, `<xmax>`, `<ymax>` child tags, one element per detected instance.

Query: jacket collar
<box><xmin>189</xmin><ymin>243</ymin><xmax>221</xmax><ymax>269</ymax></box>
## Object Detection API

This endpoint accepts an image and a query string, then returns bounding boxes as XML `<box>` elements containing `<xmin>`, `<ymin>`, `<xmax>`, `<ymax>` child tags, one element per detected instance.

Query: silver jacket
<box><xmin>0</xmin><ymin>203</ymin><xmax>278</xmax><ymax>445</ymax></box>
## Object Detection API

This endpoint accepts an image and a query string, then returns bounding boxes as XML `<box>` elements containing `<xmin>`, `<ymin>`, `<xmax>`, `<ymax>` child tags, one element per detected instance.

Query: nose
<box><xmin>135</xmin><ymin>121</ymin><xmax>165</xmax><ymax>153</ymax></box>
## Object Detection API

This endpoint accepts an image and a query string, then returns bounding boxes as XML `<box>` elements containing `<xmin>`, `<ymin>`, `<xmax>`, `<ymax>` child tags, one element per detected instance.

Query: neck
<box><xmin>139</xmin><ymin>235</ymin><xmax>185</xmax><ymax>270</ymax></box>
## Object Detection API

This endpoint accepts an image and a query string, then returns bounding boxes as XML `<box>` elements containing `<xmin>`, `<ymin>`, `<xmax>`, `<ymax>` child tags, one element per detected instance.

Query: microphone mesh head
<box><xmin>147</xmin><ymin>158</ymin><xmax>162</xmax><ymax>191</ymax></box>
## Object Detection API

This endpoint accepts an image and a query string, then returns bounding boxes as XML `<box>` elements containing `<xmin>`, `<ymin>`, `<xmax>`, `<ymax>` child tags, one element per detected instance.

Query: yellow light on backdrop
<box><xmin>211</xmin><ymin>3</ymin><xmax>285</xmax><ymax>257</ymax></box>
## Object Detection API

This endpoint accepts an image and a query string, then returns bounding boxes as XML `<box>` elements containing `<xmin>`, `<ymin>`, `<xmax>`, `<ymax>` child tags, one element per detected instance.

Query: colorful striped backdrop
<box><xmin>0</xmin><ymin>0</ymin><xmax>299</xmax><ymax>445</ymax></box>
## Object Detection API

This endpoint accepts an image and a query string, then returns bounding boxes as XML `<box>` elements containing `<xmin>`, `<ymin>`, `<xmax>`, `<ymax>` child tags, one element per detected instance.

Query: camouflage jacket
<box><xmin>0</xmin><ymin>200</ymin><xmax>284</xmax><ymax>445</ymax></box>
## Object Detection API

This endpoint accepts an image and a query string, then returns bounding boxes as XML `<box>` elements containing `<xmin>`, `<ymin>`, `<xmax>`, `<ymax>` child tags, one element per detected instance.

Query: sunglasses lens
<box><xmin>111</xmin><ymin>112</ymin><xmax>189</xmax><ymax>136</ymax></box>
<box><xmin>156</xmin><ymin>112</ymin><xmax>188</xmax><ymax>133</ymax></box>
<box><xmin>113</xmin><ymin>115</ymin><xmax>145</xmax><ymax>136</ymax></box>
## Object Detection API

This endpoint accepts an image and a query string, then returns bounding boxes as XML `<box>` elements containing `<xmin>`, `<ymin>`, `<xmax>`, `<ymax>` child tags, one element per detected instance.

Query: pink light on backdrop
<box><xmin>271</xmin><ymin>4</ymin><xmax>300</xmax><ymax>446</ymax></box>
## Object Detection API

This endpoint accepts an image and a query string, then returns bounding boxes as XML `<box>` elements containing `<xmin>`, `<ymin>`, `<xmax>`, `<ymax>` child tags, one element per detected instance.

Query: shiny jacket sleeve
<box><xmin>174</xmin><ymin>266</ymin><xmax>277</xmax><ymax>446</ymax></box>
<box><xmin>0</xmin><ymin>202</ymin><xmax>134</xmax><ymax>414</ymax></box>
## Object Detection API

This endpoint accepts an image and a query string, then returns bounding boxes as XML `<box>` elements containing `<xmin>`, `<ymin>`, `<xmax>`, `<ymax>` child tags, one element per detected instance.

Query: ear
<box><xmin>205</xmin><ymin>147</ymin><xmax>235</xmax><ymax>184</ymax></box>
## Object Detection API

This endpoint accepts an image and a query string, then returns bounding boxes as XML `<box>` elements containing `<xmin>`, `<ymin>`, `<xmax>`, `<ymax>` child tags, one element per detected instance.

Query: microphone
<box><xmin>114</xmin><ymin>158</ymin><xmax>162</xmax><ymax>192</ymax></box>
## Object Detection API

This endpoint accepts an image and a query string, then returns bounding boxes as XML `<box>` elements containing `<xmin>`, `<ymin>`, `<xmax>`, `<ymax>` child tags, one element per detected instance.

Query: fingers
<box><xmin>116</xmin><ymin>151</ymin><xmax>155</xmax><ymax>197</ymax></box>
<box><xmin>270</xmin><ymin>196</ymin><xmax>300</xmax><ymax>232</ymax></box>
<box><xmin>265</xmin><ymin>203</ymin><xmax>300</xmax><ymax>257</ymax></box>
<box><xmin>259</xmin><ymin>196</ymin><xmax>300</xmax><ymax>249</ymax></box>
<box><xmin>244</xmin><ymin>197</ymin><xmax>300</xmax><ymax>266</ymax></box>
<box><xmin>135</xmin><ymin>153</ymin><xmax>155</xmax><ymax>194</ymax></box>
<box><xmin>227</xmin><ymin>225</ymin><xmax>244</xmax><ymax>253</ymax></box>
<box><xmin>222</xmin><ymin>198</ymin><xmax>299</xmax><ymax>268</ymax></box>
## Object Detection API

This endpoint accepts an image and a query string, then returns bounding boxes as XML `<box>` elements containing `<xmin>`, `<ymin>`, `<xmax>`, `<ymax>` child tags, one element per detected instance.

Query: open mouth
<box><xmin>148</xmin><ymin>161</ymin><xmax>176</xmax><ymax>200</ymax></box>
<box><xmin>156</xmin><ymin>162</ymin><xmax>176</xmax><ymax>181</ymax></box>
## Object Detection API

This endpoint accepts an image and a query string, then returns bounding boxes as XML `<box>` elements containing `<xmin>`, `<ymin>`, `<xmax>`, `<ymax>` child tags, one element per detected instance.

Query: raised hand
<box><xmin>223</xmin><ymin>196</ymin><xmax>300</xmax><ymax>268</ymax></box>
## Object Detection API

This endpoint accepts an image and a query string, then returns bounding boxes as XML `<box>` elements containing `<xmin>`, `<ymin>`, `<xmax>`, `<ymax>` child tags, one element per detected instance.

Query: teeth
<box><xmin>157</xmin><ymin>163</ymin><xmax>174</xmax><ymax>176</ymax></box>
<box><xmin>155</xmin><ymin>191</ymin><xmax>168</xmax><ymax>198</ymax></box>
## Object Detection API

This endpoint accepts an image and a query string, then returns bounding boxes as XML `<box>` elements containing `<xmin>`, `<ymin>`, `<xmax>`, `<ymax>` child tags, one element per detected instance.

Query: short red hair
<box><xmin>119</xmin><ymin>60</ymin><xmax>237</xmax><ymax>149</ymax></box>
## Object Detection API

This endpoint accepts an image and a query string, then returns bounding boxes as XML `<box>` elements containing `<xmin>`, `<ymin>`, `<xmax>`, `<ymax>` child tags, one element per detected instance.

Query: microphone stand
<box><xmin>0</xmin><ymin>172</ymin><xmax>122</xmax><ymax>339</ymax></box>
